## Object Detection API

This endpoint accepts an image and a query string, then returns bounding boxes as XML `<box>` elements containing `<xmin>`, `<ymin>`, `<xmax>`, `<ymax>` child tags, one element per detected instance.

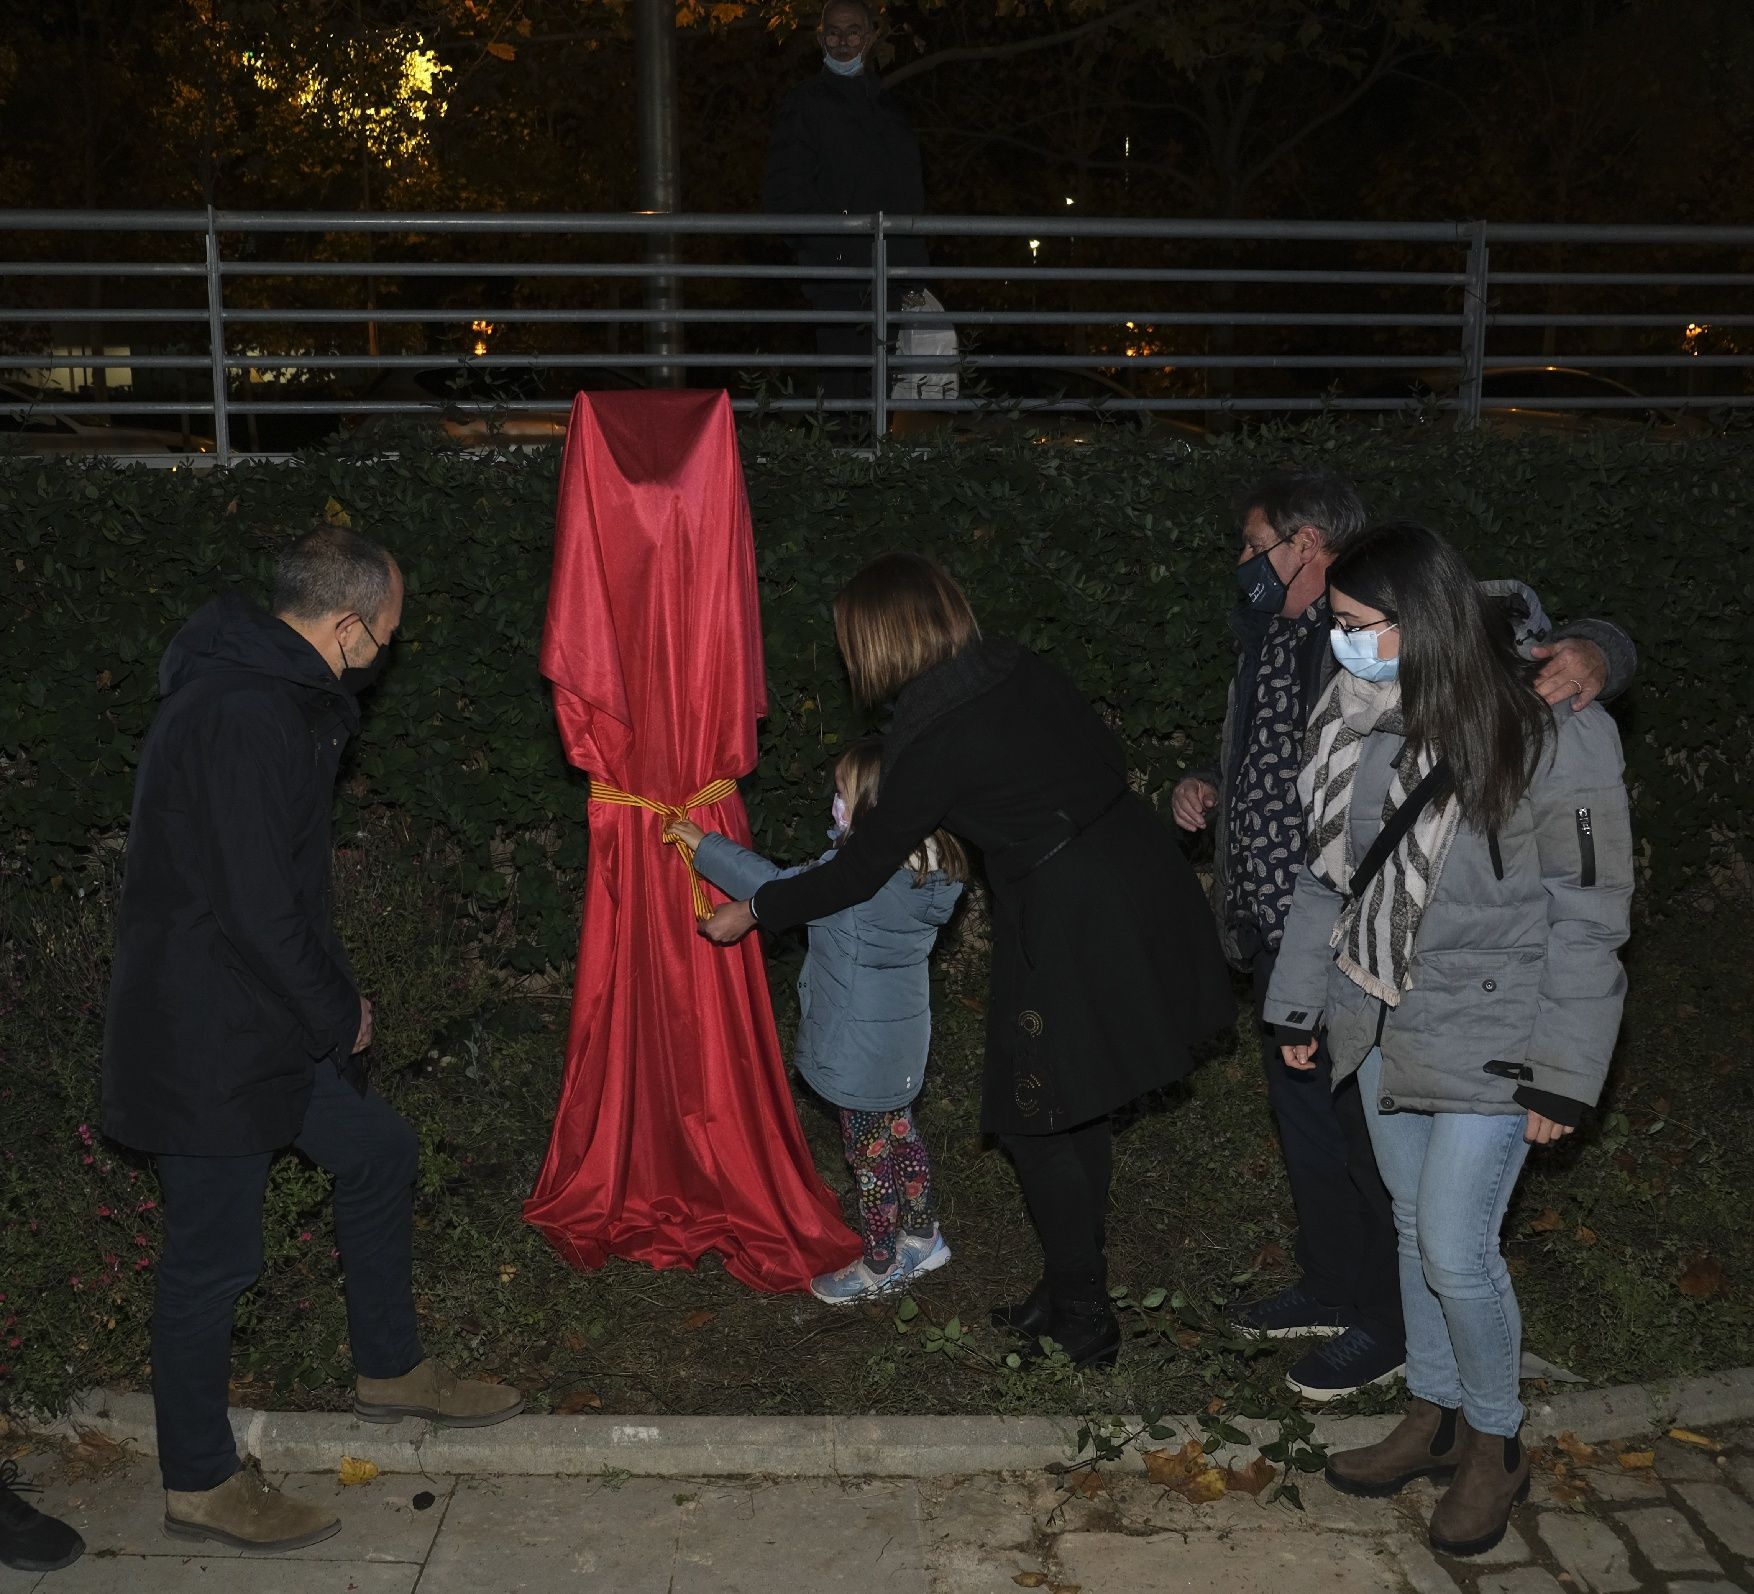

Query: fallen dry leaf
<box><xmin>1050</xmin><ymin>1585</ymin><xmax>1082</xmax><ymax>1594</ymax></box>
<box><xmin>1174</xmin><ymin>1328</ymin><xmax>1203</xmax><ymax>1351</ymax></box>
<box><xmin>1205</xmin><ymin>1397</ymin><xmax>1226</xmax><ymax>1416</ymax></box>
<box><xmin>1617</xmin><ymin>1450</ymin><xmax>1656</xmax><ymax>1470</ymax></box>
<box><xmin>1012</xmin><ymin>1575</ymin><xmax>1048</xmax><ymax>1589</ymax></box>
<box><xmin>1668</xmin><ymin>1428</ymin><xmax>1721</xmax><ymax>1452</ymax></box>
<box><xmin>1555</xmin><ymin>1431</ymin><xmax>1598</xmax><ymax>1466</ymax></box>
<box><xmin>1250</xmin><ymin>1241</ymin><xmax>1289</xmax><ymax>1271</ymax></box>
<box><xmin>338</xmin><ymin>1456</ymin><xmax>380</xmax><ymax>1487</ymax></box>
<box><xmin>1575</xmin><ymin>1225</ymin><xmax>1598</xmax><ymax>1246</ymax></box>
<box><xmin>1221</xmin><ymin>1456</ymin><xmax>1278</xmax><ymax>1496</ymax></box>
<box><xmin>1144</xmin><ymin>1440</ymin><xmax>1227</xmax><ymax>1504</ymax></box>
<box><xmin>1552</xmin><ymin>1475</ymin><xmax>1594</xmax><ymax>1505</ymax></box>
<box><xmin>1677</xmin><ymin>1255</ymin><xmax>1725</xmax><ymax>1299</ymax></box>
<box><xmin>1528</xmin><ymin>1208</ymin><xmax>1564</xmax><ymax>1233</ymax></box>
<box><xmin>681</xmin><ymin>1309</ymin><xmax>716</xmax><ymax>1332</ymax></box>
<box><xmin>1069</xmin><ymin>1469</ymin><xmax>1108</xmax><ymax>1500</ymax></box>
<box><xmin>554</xmin><ymin>1389</ymin><xmax>603</xmax><ymax>1415</ymax></box>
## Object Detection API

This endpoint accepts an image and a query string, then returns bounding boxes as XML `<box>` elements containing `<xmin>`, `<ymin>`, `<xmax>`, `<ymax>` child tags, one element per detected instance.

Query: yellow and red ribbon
<box><xmin>588</xmin><ymin>777</ymin><xmax>739</xmax><ymax>921</ymax></box>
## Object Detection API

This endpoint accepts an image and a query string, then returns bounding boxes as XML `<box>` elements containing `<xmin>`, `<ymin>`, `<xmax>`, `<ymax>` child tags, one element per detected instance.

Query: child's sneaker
<box><xmin>809</xmin><ymin>1257</ymin><xmax>905</xmax><ymax>1304</ymax></box>
<box><xmin>897</xmin><ymin>1226</ymin><xmax>952</xmax><ymax>1280</ymax></box>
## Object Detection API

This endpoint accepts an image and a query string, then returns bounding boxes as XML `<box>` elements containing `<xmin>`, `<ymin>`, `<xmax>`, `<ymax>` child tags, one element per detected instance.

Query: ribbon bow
<box><xmin>588</xmin><ymin>777</ymin><xmax>740</xmax><ymax>920</ymax></box>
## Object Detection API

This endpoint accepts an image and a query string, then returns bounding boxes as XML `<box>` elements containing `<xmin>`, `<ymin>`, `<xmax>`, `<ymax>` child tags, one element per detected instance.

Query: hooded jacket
<box><xmin>101</xmin><ymin>593</ymin><xmax>363</xmax><ymax>1155</ymax></box>
<box><xmin>692</xmin><ymin>831</ymin><xmax>961</xmax><ymax>1113</ymax></box>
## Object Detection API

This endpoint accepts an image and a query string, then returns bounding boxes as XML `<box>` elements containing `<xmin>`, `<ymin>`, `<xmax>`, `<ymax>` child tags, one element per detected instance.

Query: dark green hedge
<box><xmin>3</xmin><ymin>424</ymin><xmax>1749</xmax><ymax>969</ymax></box>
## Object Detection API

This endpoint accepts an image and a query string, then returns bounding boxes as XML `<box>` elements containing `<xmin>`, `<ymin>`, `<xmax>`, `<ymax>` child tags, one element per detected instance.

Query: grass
<box><xmin>3</xmin><ymin>833</ymin><xmax>1750</xmax><ymax>1425</ymax></box>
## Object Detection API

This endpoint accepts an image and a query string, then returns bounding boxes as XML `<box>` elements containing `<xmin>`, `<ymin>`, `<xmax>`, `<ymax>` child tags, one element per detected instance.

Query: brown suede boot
<box><xmin>354</xmin><ymin>1358</ymin><xmax>524</xmax><ymax>1426</ymax></box>
<box><xmin>1325</xmin><ymin>1397</ymin><xmax>1464</xmax><ymax>1498</ymax></box>
<box><xmin>164</xmin><ymin>1460</ymin><xmax>340</xmax><ymax>1552</ymax></box>
<box><xmin>1428</xmin><ymin>1420</ymin><xmax>1530</xmax><ymax>1557</ymax></box>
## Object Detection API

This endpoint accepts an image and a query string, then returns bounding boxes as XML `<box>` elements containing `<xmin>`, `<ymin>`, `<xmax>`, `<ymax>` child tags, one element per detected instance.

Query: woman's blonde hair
<box><xmin>834</xmin><ymin>737</ymin><xmax>968</xmax><ymax>886</ymax></box>
<box><xmin>832</xmin><ymin>553</ymin><xmax>981</xmax><ymax>706</ymax></box>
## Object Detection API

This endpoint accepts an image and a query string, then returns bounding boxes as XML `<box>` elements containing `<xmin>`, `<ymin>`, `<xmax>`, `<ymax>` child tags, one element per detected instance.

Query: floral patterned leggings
<box><xmin>839</xmin><ymin>1106</ymin><xmax>936</xmax><ymax>1271</ymax></box>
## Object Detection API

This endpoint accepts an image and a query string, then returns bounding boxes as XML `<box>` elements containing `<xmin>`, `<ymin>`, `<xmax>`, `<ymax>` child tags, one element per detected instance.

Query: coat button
<box><xmin>1380</xmin><ymin>1095</ymin><xmax>1395</xmax><ymax>1110</ymax></box>
<box><xmin>1482</xmin><ymin>978</ymin><xmax>1497</xmax><ymax>992</ymax></box>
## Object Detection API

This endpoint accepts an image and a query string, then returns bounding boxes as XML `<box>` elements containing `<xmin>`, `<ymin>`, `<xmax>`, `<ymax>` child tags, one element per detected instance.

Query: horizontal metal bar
<box><xmin>0</xmin><ymin>308</ymin><xmax>209</xmax><ymax>323</ymax></box>
<box><xmin>1486</xmin><ymin>314</ymin><xmax>1754</xmax><ymax>327</ymax></box>
<box><xmin>1484</xmin><ymin>354</ymin><xmax>1754</xmax><ymax>368</ymax></box>
<box><xmin>219</xmin><ymin>260</ymin><xmax>872</xmax><ymax>281</ymax></box>
<box><xmin>0</xmin><ymin>262</ymin><xmax>205</xmax><ymax>277</ymax></box>
<box><xmin>1483</xmin><ymin>222</ymin><xmax>1754</xmax><ymax>245</ymax></box>
<box><xmin>0</xmin><ymin>401</ymin><xmax>216</xmax><ymax>415</ymax></box>
<box><xmin>906</xmin><ymin>311</ymin><xmax>1464</xmax><ymax>327</ymax></box>
<box><xmin>918</xmin><ymin>266</ymin><xmax>1469</xmax><ymax>287</ymax></box>
<box><xmin>1490</xmin><ymin>271</ymin><xmax>1754</xmax><ymax>287</ymax></box>
<box><xmin>0</xmin><ymin>354</ymin><xmax>212</xmax><ymax>370</ymax></box>
<box><xmin>218</xmin><ymin>307</ymin><xmax>865</xmax><ymax>325</ymax></box>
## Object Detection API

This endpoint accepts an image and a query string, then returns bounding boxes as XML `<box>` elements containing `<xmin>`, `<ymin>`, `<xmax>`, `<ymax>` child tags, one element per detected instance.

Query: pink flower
<box><xmin>299</xmin><ymin>1231</ymin><xmax>312</xmax><ymax>1243</ymax></box>
<box><xmin>96</xmin><ymin>1205</ymin><xmax>112</xmax><ymax>1218</ymax></box>
<box><xmin>76</xmin><ymin>1124</ymin><xmax>94</xmax><ymax>1147</ymax></box>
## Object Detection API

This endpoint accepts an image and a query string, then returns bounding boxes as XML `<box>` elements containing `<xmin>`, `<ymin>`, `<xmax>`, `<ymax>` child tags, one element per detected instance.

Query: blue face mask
<box><xmin>823</xmin><ymin>50</ymin><xmax>865</xmax><ymax>76</ymax></box>
<box><xmin>1329</xmin><ymin>622</ymin><xmax>1401</xmax><ymax>682</ymax></box>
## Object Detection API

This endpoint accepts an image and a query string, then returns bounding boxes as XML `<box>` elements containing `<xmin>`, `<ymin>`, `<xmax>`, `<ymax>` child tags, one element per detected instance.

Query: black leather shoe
<box><xmin>0</xmin><ymin>1461</ymin><xmax>85</xmax><ymax>1573</ymax></box>
<box><xmin>990</xmin><ymin>1279</ymin><xmax>1052</xmax><ymax>1336</ymax></box>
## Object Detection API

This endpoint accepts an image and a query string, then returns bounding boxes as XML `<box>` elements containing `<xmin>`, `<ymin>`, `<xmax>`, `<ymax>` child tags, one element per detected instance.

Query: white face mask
<box><xmin>822</xmin><ymin>49</ymin><xmax>865</xmax><ymax>76</ymax></box>
<box><xmin>831</xmin><ymin>793</ymin><xmax>851</xmax><ymax>831</ymax></box>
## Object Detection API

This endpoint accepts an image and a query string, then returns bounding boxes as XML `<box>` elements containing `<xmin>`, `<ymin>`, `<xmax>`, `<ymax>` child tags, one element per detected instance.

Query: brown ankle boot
<box><xmin>1429</xmin><ymin>1420</ymin><xmax>1530</xmax><ymax>1557</ymax></box>
<box><xmin>1325</xmin><ymin>1398</ymin><xmax>1463</xmax><ymax>1498</ymax></box>
<box><xmin>164</xmin><ymin>1460</ymin><xmax>340</xmax><ymax>1552</ymax></box>
<box><xmin>354</xmin><ymin>1358</ymin><xmax>524</xmax><ymax>1426</ymax></box>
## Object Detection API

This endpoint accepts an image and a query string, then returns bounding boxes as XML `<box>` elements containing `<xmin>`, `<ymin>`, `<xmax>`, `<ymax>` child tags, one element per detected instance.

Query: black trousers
<box><xmin>1001</xmin><ymin>1116</ymin><xmax>1113</xmax><ymax>1299</ymax></box>
<box><xmin>150</xmin><ymin>1062</ymin><xmax>425</xmax><ymax>1491</ymax></box>
<box><xmin>1253</xmin><ymin>951</ymin><xmax>1404</xmax><ymax>1349</ymax></box>
<box><xmin>804</xmin><ymin>282</ymin><xmax>873</xmax><ymax>404</ymax></box>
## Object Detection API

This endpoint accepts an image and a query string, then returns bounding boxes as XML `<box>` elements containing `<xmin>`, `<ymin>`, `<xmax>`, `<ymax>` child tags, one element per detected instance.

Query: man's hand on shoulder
<box><xmin>1530</xmin><ymin>638</ymin><xmax>1608</xmax><ymax>709</ymax></box>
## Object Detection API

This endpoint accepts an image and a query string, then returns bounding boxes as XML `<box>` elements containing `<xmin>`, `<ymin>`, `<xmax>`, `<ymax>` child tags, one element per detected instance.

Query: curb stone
<box><xmin>39</xmin><ymin>1367</ymin><xmax>1754</xmax><ymax>1479</ymax></box>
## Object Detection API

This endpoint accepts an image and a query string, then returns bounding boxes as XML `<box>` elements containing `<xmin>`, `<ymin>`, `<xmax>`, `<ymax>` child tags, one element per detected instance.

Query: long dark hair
<box><xmin>1326</xmin><ymin>521</ymin><xmax>1553</xmax><ymax>832</ymax></box>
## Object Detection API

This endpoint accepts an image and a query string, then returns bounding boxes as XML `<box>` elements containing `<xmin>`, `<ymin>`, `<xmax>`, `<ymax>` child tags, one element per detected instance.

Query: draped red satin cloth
<box><xmin>523</xmin><ymin>389</ymin><xmax>860</xmax><ymax>1292</ymax></box>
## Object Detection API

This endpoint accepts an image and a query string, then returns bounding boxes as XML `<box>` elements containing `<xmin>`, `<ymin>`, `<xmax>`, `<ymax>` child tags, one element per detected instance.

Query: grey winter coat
<box><xmin>1195</xmin><ymin>580</ymin><xmax>1638</xmax><ymax>968</ymax></box>
<box><xmin>693</xmin><ymin>832</ymin><xmax>962</xmax><ymax>1113</ymax></box>
<box><xmin>1262</xmin><ymin>702</ymin><xmax>1634</xmax><ymax>1116</ymax></box>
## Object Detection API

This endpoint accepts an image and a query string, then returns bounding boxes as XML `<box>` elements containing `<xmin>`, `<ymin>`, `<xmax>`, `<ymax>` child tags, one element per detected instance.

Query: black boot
<box><xmin>990</xmin><ymin>1278</ymin><xmax>1052</xmax><ymax>1336</ymax></box>
<box><xmin>0</xmin><ymin>1461</ymin><xmax>85</xmax><ymax>1573</ymax></box>
<box><xmin>1032</xmin><ymin>1295</ymin><xmax>1121</xmax><ymax>1370</ymax></box>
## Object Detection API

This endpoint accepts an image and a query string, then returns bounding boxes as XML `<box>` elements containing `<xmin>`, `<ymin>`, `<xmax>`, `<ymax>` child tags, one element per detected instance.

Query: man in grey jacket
<box><xmin>1171</xmin><ymin>469</ymin><xmax>1636</xmax><ymax>1400</ymax></box>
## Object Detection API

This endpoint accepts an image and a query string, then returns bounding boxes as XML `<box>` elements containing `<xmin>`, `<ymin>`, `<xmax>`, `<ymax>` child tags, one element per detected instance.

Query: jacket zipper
<box><xmin>1575</xmin><ymin>807</ymin><xmax>1596</xmax><ymax>887</ymax></box>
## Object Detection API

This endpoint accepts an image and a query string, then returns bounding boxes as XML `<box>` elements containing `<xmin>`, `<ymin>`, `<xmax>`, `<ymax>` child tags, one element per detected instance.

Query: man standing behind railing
<box><xmin>763</xmin><ymin>0</ymin><xmax>926</xmax><ymax>413</ymax></box>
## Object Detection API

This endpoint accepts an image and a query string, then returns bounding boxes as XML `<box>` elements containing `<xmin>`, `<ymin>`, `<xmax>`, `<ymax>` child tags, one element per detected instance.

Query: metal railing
<box><xmin>2</xmin><ymin>209</ymin><xmax>1752</xmax><ymax>462</ymax></box>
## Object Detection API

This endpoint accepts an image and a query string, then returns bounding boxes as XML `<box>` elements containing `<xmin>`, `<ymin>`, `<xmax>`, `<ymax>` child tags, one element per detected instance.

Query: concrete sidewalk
<box><xmin>5</xmin><ymin>1422</ymin><xmax>1753</xmax><ymax>1593</ymax></box>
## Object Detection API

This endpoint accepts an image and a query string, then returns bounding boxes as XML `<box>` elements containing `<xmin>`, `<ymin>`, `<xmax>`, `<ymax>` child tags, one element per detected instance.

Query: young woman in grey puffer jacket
<box><xmin>667</xmin><ymin>737</ymin><xmax>965</xmax><ymax>1306</ymax></box>
<box><xmin>1264</xmin><ymin>523</ymin><xmax>1632</xmax><ymax>1561</ymax></box>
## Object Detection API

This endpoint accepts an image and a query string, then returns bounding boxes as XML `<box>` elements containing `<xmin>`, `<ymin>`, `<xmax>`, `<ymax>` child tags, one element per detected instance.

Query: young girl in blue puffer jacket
<box><xmin>667</xmin><ymin>737</ymin><xmax>966</xmax><ymax>1304</ymax></box>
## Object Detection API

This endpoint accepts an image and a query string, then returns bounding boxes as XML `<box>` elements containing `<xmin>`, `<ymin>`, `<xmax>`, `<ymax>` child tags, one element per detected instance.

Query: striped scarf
<box><xmin>1296</xmin><ymin>672</ymin><xmax>1461</xmax><ymax>1006</ymax></box>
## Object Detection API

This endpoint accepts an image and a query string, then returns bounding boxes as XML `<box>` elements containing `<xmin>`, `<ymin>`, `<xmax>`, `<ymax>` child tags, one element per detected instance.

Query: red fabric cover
<box><xmin>524</xmin><ymin>389</ymin><xmax>860</xmax><ymax>1292</ymax></box>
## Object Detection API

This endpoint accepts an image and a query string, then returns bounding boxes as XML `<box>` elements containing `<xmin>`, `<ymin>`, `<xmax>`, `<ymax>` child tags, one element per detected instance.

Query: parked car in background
<box><xmin>0</xmin><ymin>381</ymin><xmax>216</xmax><ymax>455</ymax></box>
<box><xmin>1348</xmin><ymin>364</ymin><xmax>1686</xmax><ymax>435</ymax></box>
<box><xmin>345</xmin><ymin>362</ymin><xmax>645</xmax><ymax>446</ymax></box>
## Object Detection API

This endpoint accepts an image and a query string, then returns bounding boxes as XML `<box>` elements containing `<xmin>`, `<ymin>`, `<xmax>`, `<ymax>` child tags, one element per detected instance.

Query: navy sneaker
<box><xmin>1232</xmin><ymin>1283</ymin><xmax>1351</xmax><ymax>1341</ymax></box>
<box><xmin>1286</xmin><ymin>1326</ymin><xmax>1406</xmax><ymax>1402</ymax></box>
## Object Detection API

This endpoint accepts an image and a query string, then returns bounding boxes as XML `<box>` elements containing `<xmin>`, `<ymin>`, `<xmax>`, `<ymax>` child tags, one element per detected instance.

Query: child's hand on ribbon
<box><xmin>665</xmin><ymin>818</ymin><xmax>706</xmax><ymax>850</ymax></box>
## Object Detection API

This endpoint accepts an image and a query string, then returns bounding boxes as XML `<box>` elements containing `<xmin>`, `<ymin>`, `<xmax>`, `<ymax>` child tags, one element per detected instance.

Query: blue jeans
<box><xmin>1357</xmin><ymin>1048</ymin><xmax>1532</xmax><ymax>1437</ymax></box>
<box><xmin>151</xmin><ymin>1062</ymin><xmax>425</xmax><ymax>1491</ymax></box>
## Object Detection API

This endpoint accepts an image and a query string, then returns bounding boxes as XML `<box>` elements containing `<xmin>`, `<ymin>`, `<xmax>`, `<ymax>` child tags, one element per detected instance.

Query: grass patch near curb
<box><xmin>3</xmin><ymin>836</ymin><xmax>1750</xmax><ymax>1424</ymax></box>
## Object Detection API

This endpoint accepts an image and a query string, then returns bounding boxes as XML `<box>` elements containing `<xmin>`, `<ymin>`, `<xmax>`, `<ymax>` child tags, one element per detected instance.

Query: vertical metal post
<box><xmin>204</xmin><ymin>206</ymin><xmax>232</xmax><ymax>464</ymax></box>
<box><xmin>870</xmin><ymin>214</ymin><xmax>888</xmax><ymax>440</ymax></box>
<box><xmin>1458</xmin><ymin>221</ymin><xmax>1489</xmax><ymax>430</ymax></box>
<box><xmin>635</xmin><ymin>0</ymin><xmax>682</xmax><ymax>386</ymax></box>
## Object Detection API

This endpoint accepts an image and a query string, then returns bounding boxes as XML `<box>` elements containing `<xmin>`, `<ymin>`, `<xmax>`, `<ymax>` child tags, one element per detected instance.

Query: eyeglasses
<box><xmin>1331</xmin><ymin>616</ymin><xmax>1399</xmax><ymax>636</ymax></box>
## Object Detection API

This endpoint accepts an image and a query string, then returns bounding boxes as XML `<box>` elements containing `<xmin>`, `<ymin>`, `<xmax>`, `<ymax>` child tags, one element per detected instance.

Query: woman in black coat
<box><xmin>702</xmin><ymin>554</ymin><xmax>1236</xmax><ymax>1364</ymax></box>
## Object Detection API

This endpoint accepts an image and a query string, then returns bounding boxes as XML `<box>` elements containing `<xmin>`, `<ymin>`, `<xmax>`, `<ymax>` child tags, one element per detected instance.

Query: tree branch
<box><xmin>884</xmin><ymin>0</ymin><xmax>1165</xmax><ymax>92</ymax></box>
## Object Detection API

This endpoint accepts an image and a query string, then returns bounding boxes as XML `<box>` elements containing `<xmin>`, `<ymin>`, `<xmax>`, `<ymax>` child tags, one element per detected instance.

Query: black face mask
<box><xmin>337</xmin><ymin>618</ymin><xmax>392</xmax><ymax>696</ymax></box>
<box><xmin>1234</xmin><ymin>544</ymin><xmax>1288</xmax><ymax>612</ymax></box>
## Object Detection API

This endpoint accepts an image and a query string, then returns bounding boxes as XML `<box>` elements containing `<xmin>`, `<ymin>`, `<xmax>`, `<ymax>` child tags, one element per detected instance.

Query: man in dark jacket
<box><xmin>102</xmin><ymin>527</ymin><xmax>520</xmax><ymax>1554</ymax></box>
<box><xmin>763</xmin><ymin>0</ymin><xmax>927</xmax><ymax>406</ymax></box>
<box><xmin>1172</xmin><ymin>469</ymin><xmax>1637</xmax><ymax>1402</ymax></box>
